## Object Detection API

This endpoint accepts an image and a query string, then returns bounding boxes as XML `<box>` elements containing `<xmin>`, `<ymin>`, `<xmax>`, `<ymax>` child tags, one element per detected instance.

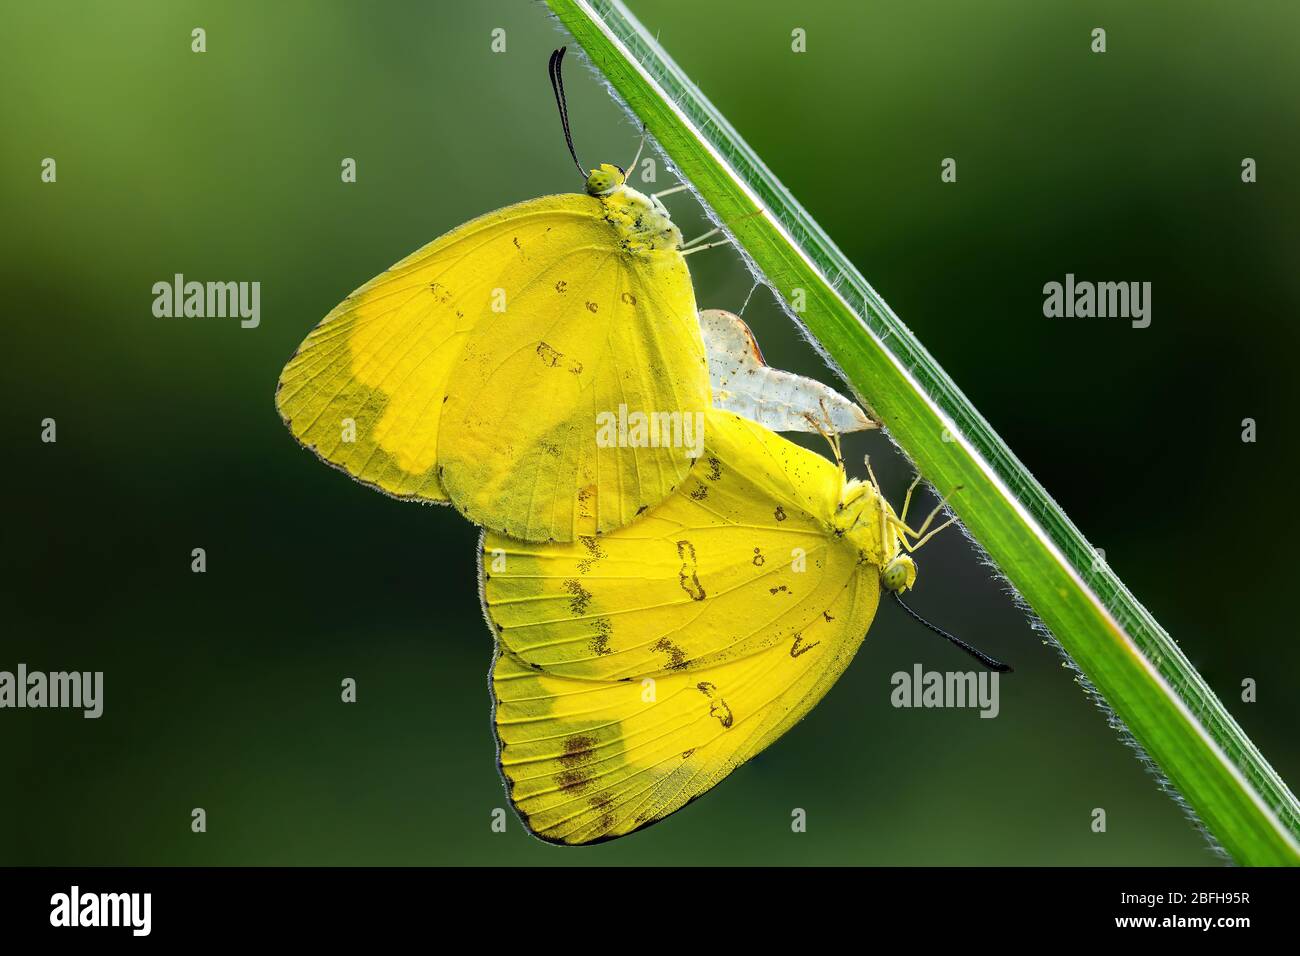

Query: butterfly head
<box><xmin>585</xmin><ymin>163</ymin><xmax>627</xmax><ymax>196</ymax></box>
<box><xmin>877</xmin><ymin>498</ymin><xmax>919</xmax><ymax>594</ymax></box>
<box><xmin>880</xmin><ymin>554</ymin><xmax>917</xmax><ymax>594</ymax></box>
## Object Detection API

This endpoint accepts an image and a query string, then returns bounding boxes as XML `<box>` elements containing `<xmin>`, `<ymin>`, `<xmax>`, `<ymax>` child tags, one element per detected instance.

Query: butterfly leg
<box><xmin>681</xmin><ymin>208</ymin><xmax>768</xmax><ymax>255</ymax></box>
<box><xmin>680</xmin><ymin>238</ymin><xmax>735</xmax><ymax>257</ymax></box>
<box><xmin>652</xmin><ymin>183</ymin><xmax>692</xmax><ymax>200</ymax></box>
<box><xmin>682</xmin><ymin>225</ymin><xmax>723</xmax><ymax>247</ymax></box>
<box><xmin>889</xmin><ymin>486</ymin><xmax>963</xmax><ymax>552</ymax></box>
<box><xmin>898</xmin><ymin>473</ymin><xmax>924</xmax><ymax>525</ymax></box>
<box><xmin>863</xmin><ymin>454</ymin><xmax>882</xmax><ymax>493</ymax></box>
<box><xmin>896</xmin><ymin>515</ymin><xmax>957</xmax><ymax>553</ymax></box>
<box><xmin>895</xmin><ymin>483</ymin><xmax>961</xmax><ymax>538</ymax></box>
<box><xmin>801</xmin><ymin>398</ymin><xmax>844</xmax><ymax>472</ymax></box>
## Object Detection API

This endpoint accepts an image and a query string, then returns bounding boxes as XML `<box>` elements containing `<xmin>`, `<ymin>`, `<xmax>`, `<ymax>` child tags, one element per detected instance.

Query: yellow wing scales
<box><xmin>483</xmin><ymin>413</ymin><xmax>852</xmax><ymax>679</ymax></box>
<box><xmin>439</xmin><ymin>242</ymin><xmax>710</xmax><ymax>541</ymax></box>
<box><xmin>278</xmin><ymin>188</ymin><xmax>711</xmax><ymax>541</ymax></box>
<box><xmin>483</xmin><ymin>412</ymin><xmax>883</xmax><ymax>843</ymax></box>
<box><xmin>277</xmin><ymin>195</ymin><xmax>593</xmax><ymax>502</ymax></box>
<box><xmin>491</xmin><ymin>570</ymin><xmax>876</xmax><ymax>844</ymax></box>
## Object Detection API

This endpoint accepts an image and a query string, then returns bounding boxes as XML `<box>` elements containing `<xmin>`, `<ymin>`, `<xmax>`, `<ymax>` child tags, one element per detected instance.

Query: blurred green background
<box><xmin>2</xmin><ymin>0</ymin><xmax>1297</xmax><ymax>865</ymax></box>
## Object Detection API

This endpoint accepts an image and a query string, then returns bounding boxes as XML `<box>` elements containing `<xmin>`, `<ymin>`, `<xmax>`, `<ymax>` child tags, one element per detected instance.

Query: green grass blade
<box><xmin>546</xmin><ymin>0</ymin><xmax>1300</xmax><ymax>865</ymax></box>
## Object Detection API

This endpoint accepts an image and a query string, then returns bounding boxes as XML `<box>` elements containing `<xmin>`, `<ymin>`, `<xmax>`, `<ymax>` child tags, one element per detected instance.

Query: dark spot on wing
<box><xmin>563</xmin><ymin>579</ymin><xmax>593</xmax><ymax>615</ymax></box>
<box><xmin>709</xmin><ymin>699</ymin><xmax>734</xmax><ymax>729</ymax></box>
<box><xmin>589</xmin><ymin>618</ymin><xmax>613</xmax><ymax>656</ymax></box>
<box><xmin>537</xmin><ymin>342</ymin><xmax>564</xmax><ymax>367</ymax></box>
<box><xmin>555</xmin><ymin>736</ymin><xmax>601</xmax><ymax>796</ymax></box>
<box><xmin>560</xmin><ymin>734</ymin><xmax>598</xmax><ymax>767</ymax></box>
<box><xmin>537</xmin><ymin>341</ymin><xmax>583</xmax><ymax>375</ymax></box>
<box><xmin>696</xmin><ymin>682</ymin><xmax>733</xmax><ymax>729</ymax></box>
<box><xmin>651</xmin><ymin>637</ymin><xmax>688</xmax><ymax>670</ymax></box>
<box><xmin>576</xmin><ymin>535</ymin><xmax>607</xmax><ymax>574</ymax></box>
<box><xmin>790</xmin><ymin>633</ymin><xmax>820</xmax><ymax>658</ymax></box>
<box><xmin>556</xmin><ymin>769</ymin><xmax>593</xmax><ymax>793</ymax></box>
<box><xmin>675</xmin><ymin>540</ymin><xmax>706</xmax><ymax>601</ymax></box>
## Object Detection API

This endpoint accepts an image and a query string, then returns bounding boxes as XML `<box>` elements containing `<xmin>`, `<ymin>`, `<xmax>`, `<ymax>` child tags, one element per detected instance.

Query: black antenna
<box><xmin>891</xmin><ymin>592</ymin><xmax>1013</xmax><ymax>673</ymax></box>
<box><xmin>548</xmin><ymin>47</ymin><xmax>584</xmax><ymax>177</ymax></box>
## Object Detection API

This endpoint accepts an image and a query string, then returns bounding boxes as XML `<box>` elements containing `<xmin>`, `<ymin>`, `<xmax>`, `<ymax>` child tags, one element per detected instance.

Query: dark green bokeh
<box><xmin>2</xmin><ymin>0</ymin><xmax>1296</xmax><ymax>865</ymax></box>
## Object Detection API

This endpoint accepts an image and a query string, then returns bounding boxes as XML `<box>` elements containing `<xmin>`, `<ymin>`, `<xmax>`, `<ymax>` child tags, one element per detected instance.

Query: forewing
<box><xmin>439</xmin><ymin>247</ymin><xmax>711</xmax><ymax>541</ymax></box>
<box><xmin>275</xmin><ymin>194</ymin><xmax>598</xmax><ymax>501</ymax></box>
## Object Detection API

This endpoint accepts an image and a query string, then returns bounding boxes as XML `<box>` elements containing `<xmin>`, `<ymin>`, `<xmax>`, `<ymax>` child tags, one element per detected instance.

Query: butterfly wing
<box><xmin>276</xmin><ymin>195</ymin><xmax>597</xmax><ymax>502</ymax></box>
<box><xmin>701</xmin><ymin>309</ymin><xmax>874</xmax><ymax>434</ymax></box>
<box><xmin>439</xmin><ymin>241</ymin><xmax>710</xmax><ymax>541</ymax></box>
<box><xmin>482</xmin><ymin>412</ymin><xmax>881</xmax><ymax>843</ymax></box>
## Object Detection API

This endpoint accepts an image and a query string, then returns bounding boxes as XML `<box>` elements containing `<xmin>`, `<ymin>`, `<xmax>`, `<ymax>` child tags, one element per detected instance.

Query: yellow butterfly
<box><xmin>275</xmin><ymin>48</ymin><xmax>717</xmax><ymax>542</ymax></box>
<box><xmin>481</xmin><ymin>409</ymin><xmax>1010</xmax><ymax>844</ymax></box>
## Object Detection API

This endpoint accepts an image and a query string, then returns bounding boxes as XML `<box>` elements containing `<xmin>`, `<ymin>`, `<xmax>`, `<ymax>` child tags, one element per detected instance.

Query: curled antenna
<box><xmin>548</xmin><ymin>47</ymin><xmax>584</xmax><ymax>177</ymax></box>
<box><xmin>891</xmin><ymin>591</ymin><xmax>1013</xmax><ymax>673</ymax></box>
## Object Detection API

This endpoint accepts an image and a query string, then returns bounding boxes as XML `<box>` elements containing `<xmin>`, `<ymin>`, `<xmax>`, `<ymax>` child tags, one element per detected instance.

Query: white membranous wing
<box><xmin>700</xmin><ymin>309</ymin><xmax>874</xmax><ymax>434</ymax></box>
